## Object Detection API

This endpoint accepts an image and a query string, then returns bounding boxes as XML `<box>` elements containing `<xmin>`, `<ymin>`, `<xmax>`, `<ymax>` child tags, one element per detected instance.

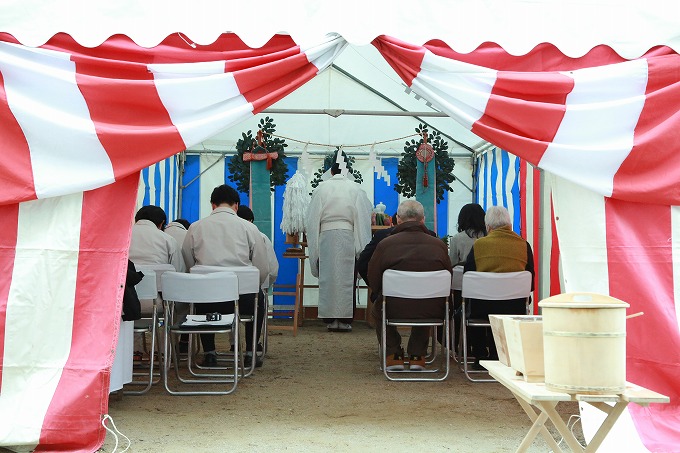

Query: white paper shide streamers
<box><xmin>280</xmin><ymin>171</ymin><xmax>310</xmax><ymax>235</ymax></box>
<box><xmin>368</xmin><ymin>143</ymin><xmax>390</xmax><ymax>185</ymax></box>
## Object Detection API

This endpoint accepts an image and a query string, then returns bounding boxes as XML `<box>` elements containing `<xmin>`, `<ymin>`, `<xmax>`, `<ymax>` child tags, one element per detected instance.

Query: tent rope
<box><xmin>271</xmin><ymin>133</ymin><xmax>420</xmax><ymax>149</ymax></box>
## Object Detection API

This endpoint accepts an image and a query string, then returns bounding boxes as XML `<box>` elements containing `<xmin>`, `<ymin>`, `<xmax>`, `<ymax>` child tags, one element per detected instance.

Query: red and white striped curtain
<box><xmin>374</xmin><ymin>35</ymin><xmax>680</xmax><ymax>450</ymax></box>
<box><xmin>0</xmin><ymin>32</ymin><xmax>346</xmax><ymax>451</ymax></box>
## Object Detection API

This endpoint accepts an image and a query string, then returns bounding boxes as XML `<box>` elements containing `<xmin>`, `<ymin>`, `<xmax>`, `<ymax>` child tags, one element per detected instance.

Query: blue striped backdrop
<box><xmin>475</xmin><ymin>148</ymin><xmax>521</xmax><ymax>234</ymax></box>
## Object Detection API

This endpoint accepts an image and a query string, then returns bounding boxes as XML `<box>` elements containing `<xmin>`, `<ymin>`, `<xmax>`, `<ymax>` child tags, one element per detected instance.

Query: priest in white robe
<box><xmin>306</xmin><ymin>163</ymin><xmax>372</xmax><ymax>332</ymax></box>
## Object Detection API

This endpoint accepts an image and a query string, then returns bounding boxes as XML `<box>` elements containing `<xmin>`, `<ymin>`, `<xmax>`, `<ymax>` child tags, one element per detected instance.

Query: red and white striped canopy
<box><xmin>1</xmin><ymin>1</ymin><xmax>680</xmax><ymax>451</ymax></box>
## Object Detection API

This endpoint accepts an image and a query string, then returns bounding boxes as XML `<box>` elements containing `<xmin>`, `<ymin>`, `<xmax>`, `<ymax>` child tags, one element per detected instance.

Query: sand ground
<box><xmin>101</xmin><ymin>319</ymin><xmax>584</xmax><ymax>452</ymax></box>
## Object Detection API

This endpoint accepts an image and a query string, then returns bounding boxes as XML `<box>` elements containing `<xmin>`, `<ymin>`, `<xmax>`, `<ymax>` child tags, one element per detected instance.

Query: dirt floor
<box><xmin>102</xmin><ymin>320</ymin><xmax>584</xmax><ymax>452</ymax></box>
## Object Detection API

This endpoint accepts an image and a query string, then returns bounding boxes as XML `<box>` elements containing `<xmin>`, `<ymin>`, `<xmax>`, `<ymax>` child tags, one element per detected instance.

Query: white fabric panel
<box><xmin>550</xmin><ymin>175</ymin><xmax>609</xmax><ymax>293</ymax></box>
<box><xmin>135</xmin><ymin>264</ymin><xmax>175</xmax><ymax>292</ymax></box>
<box><xmin>382</xmin><ymin>270</ymin><xmax>451</xmax><ymax>298</ymax></box>
<box><xmin>461</xmin><ymin>271</ymin><xmax>532</xmax><ymax>300</ymax></box>
<box><xmin>0</xmin><ymin>193</ymin><xmax>82</xmax><ymax>446</ymax></box>
<box><xmin>0</xmin><ymin>42</ymin><xmax>114</xmax><ymax>198</ymax></box>
<box><xmin>539</xmin><ymin>60</ymin><xmax>648</xmax><ymax>197</ymax></box>
<box><xmin>7</xmin><ymin>0</ymin><xmax>679</xmax><ymax>58</ymax></box>
<box><xmin>300</xmin><ymin>34</ymin><xmax>348</xmax><ymax>72</ymax></box>
<box><xmin>190</xmin><ymin>265</ymin><xmax>260</xmax><ymax>294</ymax></box>
<box><xmin>580</xmin><ymin>403</ymin><xmax>649</xmax><ymax>452</ymax></box>
<box><xmin>134</xmin><ymin>270</ymin><xmax>158</xmax><ymax>300</ymax></box>
<box><xmin>524</xmin><ymin>161</ymin><xmax>536</xmax><ymax>247</ymax></box>
<box><xmin>161</xmin><ymin>271</ymin><xmax>239</xmax><ymax>303</ymax></box>
<box><xmin>199</xmin><ymin>154</ymin><xmax>225</xmax><ymax>219</ymax></box>
<box><xmin>413</xmin><ymin>51</ymin><xmax>496</xmax><ymax>130</ymax></box>
<box><xmin>109</xmin><ymin>321</ymin><xmax>134</xmax><ymax>393</ymax></box>
<box><xmin>150</xmin><ymin>61</ymin><xmax>251</xmax><ymax>149</ymax></box>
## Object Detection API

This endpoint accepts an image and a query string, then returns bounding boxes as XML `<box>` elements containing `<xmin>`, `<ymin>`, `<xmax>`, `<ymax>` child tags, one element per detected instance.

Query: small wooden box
<box><xmin>503</xmin><ymin>315</ymin><xmax>544</xmax><ymax>383</ymax></box>
<box><xmin>489</xmin><ymin>315</ymin><xmax>512</xmax><ymax>367</ymax></box>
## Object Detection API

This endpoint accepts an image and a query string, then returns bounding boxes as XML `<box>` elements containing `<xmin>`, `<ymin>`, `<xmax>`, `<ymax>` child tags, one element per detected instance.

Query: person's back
<box><xmin>449</xmin><ymin>203</ymin><xmax>486</xmax><ymax>266</ymax></box>
<box><xmin>464</xmin><ymin>206</ymin><xmax>533</xmax><ymax>277</ymax></box>
<box><xmin>312</xmin><ymin>175</ymin><xmax>369</xmax><ymax>233</ymax></box>
<box><xmin>368</xmin><ymin>200</ymin><xmax>452</xmax><ymax>371</ymax></box>
<box><xmin>306</xmin><ymin>163</ymin><xmax>372</xmax><ymax>332</ymax></box>
<box><xmin>129</xmin><ymin>205</ymin><xmax>185</xmax><ymax>272</ymax></box>
<box><xmin>463</xmin><ymin>205</ymin><xmax>533</xmax><ymax>368</ymax></box>
<box><xmin>181</xmin><ymin>184</ymin><xmax>267</xmax><ymax>368</ymax></box>
<box><xmin>164</xmin><ymin>219</ymin><xmax>189</xmax><ymax>250</ymax></box>
<box><xmin>184</xmin><ymin>212</ymin><xmax>262</xmax><ymax>269</ymax></box>
<box><xmin>236</xmin><ymin>205</ymin><xmax>278</xmax><ymax>288</ymax></box>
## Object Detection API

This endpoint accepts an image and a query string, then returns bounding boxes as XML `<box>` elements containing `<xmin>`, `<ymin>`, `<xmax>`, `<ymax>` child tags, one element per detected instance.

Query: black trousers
<box><xmin>195</xmin><ymin>290</ymin><xmax>265</xmax><ymax>353</ymax></box>
<box><xmin>372</xmin><ymin>297</ymin><xmax>446</xmax><ymax>357</ymax></box>
<box><xmin>467</xmin><ymin>298</ymin><xmax>526</xmax><ymax>360</ymax></box>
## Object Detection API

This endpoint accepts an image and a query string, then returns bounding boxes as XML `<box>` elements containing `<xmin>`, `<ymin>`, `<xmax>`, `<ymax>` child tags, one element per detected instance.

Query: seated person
<box><xmin>368</xmin><ymin>200</ymin><xmax>452</xmax><ymax>371</ymax></box>
<box><xmin>164</xmin><ymin>218</ymin><xmax>190</xmax><ymax>249</ymax></box>
<box><xmin>236</xmin><ymin>205</ymin><xmax>279</xmax><ymax>364</ymax></box>
<box><xmin>449</xmin><ymin>203</ymin><xmax>486</xmax><ymax>266</ymax></box>
<box><xmin>464</xmin><ymin>205</ymin><xmax>535</xmax><ymax>368</ymax></box>
<box><xmin>129</xmin><ymin>205</ymin><xmax>185</xmax><ymax>272</ymax></box>
<box><xmin>182</xmin><ymin>185</ymin><xmax>269</xmax><ymax>368</ymax></box>
<box><xmin>448</xmin><ymin>203</ymin><xmax>486</xmax><ymax>349</ymax></box>
<box><xmin>129</xmin><ymin>205</ymin><xmax>185</xmax><ymax>356</ymax></box>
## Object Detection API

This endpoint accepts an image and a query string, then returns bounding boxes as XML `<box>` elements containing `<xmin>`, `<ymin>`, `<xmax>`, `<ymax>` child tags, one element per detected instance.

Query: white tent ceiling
<box><xmin>6</xmin><ymin>0</ymin><xmax>679</xmax><ymax>161</ymax></box>
<box><xmin>4</xmin><ymin>0</ymin><xmax>680</xmax><ymax>58</ymax></box>
<box><xmin>191</xmin><ymin>44</ymin><xmax>484</xmax><ymax>157</ymax></box>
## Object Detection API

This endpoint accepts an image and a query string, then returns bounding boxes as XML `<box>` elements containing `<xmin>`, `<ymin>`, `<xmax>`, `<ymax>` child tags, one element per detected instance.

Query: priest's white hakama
<box><xmin>307</xmin><ymin>174</ymin><xmax>372</xmax><ymax>320</ymax></box>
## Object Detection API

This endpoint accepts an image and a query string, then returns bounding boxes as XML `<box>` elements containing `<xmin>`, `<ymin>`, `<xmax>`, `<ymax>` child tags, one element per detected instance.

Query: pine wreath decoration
<box><xmin>227</xmin><ymin>117</ymin><xmax>289</xmax><ymax>193</ymax></box>
<box><xmin>309</xmin><ymin>147</ymin><xmax>363</xmax><ymax>193</ymax></box>
<box><xmin>395</xmin><ymin>124</ymin><xmax>455</xmax><ymax>203</ymax></box>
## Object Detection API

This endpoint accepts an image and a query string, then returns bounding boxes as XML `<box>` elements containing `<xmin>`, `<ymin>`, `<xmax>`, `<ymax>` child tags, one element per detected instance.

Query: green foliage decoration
<box><xmin>395</xmin><ymin>124</ymin><xmax>455</xmax><ymax>203</ymax></box>
<box><xmin>227</xmin><ymin>117</ymin><xmax>289</xmax><ymax>193</ymax></box>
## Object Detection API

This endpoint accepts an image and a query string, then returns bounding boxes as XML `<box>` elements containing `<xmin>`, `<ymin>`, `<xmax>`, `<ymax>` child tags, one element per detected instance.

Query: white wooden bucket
<box><xmin>538</xmin><ymin>293</ymin><xmax>629</xmax><ymax>394</ymax></box>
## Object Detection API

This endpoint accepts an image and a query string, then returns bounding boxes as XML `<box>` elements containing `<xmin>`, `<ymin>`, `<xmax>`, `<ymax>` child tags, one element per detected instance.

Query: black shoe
<box><xmin>470</xmin><ymin>359</ymin><xmax>486</xmax><ymax>371</ymax></box>
<box><xmin>201</xmin><ymin>353</ymin><xmax>217</xmax><ymax>367</ymax></box>
<box><xmin>244</xmin><ymin>354</ymin><xmax>263</xmax><ymax>368</ymax></box>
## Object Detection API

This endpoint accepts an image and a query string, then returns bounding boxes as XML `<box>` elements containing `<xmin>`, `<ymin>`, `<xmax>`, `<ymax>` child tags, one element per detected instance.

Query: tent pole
<box><xmin>537</xmin><ymin>169</ymin><xmax>552</xmax><ymax>305</ymax></box>
<box><xmin>177</xmin><ymin>151</ymin><xmax>186</xmax><ymax>219</ymax></box>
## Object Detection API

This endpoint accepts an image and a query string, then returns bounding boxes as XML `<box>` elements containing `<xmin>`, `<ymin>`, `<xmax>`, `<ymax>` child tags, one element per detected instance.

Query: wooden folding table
<box><xmin>481</xmin><ymin>360</ymin><xmax>669</xmax><ymax>452</ymax></box>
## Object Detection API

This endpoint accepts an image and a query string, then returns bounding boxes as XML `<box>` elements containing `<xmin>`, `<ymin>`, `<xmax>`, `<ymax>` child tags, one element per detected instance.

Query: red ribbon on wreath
<box><xmin>416</xmin><ymin>131</ymin><xmax>435</xmax><ymax>187</ymax></box>
<box><xmin>243</xmin><ymin>130</ymin><xmax>279</xmax><ymax>170</ymax></box>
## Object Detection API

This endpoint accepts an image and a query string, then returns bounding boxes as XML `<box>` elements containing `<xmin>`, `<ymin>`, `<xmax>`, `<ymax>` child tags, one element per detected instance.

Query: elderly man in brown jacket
<box><xmin>368</xmin><ymin>200</ymin><xmax>452</xmax><ymax>371</ymax></box>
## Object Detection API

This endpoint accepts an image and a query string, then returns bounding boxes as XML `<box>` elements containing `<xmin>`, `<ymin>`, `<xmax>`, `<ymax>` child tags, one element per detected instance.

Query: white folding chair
<box><xmin>124</xmin><ymin>269</ymin><xmax>158</xmax><ymax>395</ymax></box>
<box><xmin>460</xmin><ymin>271</ymin><xmax>532</xmax><ymax>382</ymax></box>
<box><xmin>162</xmin><ymin>271</ymin><xmax>240</xmax><ymax>395</ymax></box>
<box><xmin>133</xmin><ymin>264</ymin><xmax>177</xmax><ymax>357</ymax></box>
<box><xmin>380</xmin><ymin>269</ymin><xmax>451</xmax><ymax>381</ymax></box>
<box><xmin>190</xmin><ymin>265</ymin><xmax>262</xmax><ymax>376</ymax></box>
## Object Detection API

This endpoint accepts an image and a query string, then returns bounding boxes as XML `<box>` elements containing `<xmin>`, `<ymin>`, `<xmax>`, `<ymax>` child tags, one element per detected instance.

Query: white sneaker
<box><xmin>327</xmin><ymin>320</ymin><xmax>339</xmax><ymax>331</ymax></box>
<box><xmin>336</xmin><ymin>322</ymin><xmax>352</xmax><ymax>332</ymax></box>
